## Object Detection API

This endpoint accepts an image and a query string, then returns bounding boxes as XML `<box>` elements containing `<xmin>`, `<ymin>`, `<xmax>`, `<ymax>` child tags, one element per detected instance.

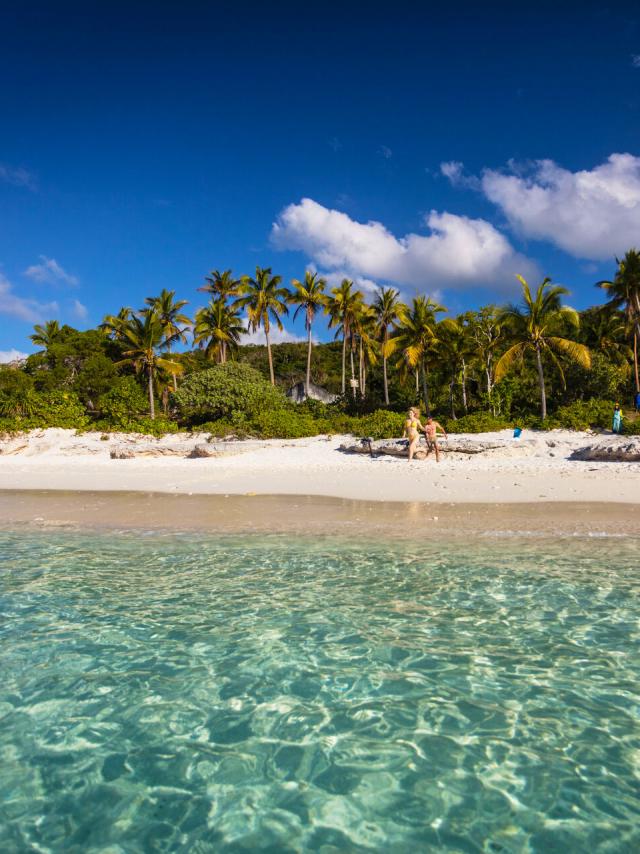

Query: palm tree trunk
<box><xmin>383</xmin><ymin>329</ymin><xmax>389</xmax><ymax>405</ymax></box>
<box><xmin>634</xmin><ymin>330</ymin><xmax>640</xmax><ymax>394</ymax></box>
<box><xmin>148</xmin><ymin>368</ymin><xmax>155</xmax><ymax>420</ymax></box>
<box><xmin>350</xmin><ymin>341</ymin><xmax>356</xmax><ymax>399</ymax></box>
<box><xmin>461</xmin><ymin>359</ymin><xmax>468</xmax><ymax>413</ymax></box>
<box><xmin>306</xmin><ymin>324</ymin><xmax>313</xmax><ymax>397</ymax></box>
<box><xmin>167</xmin><ymin>343</ymin><xmax>177</xmax><ymax>391</ymax></box>
<box><xmin>449</xmin><ymin>373</ymin><xmax>456</xmax><ymax>419</ymax></box>
<box><xmin>415</xmin><ymin>368</ymin><xmax>419</xmax><ymax>394</ymax></box>
<box><xmin>535</xmin><ymin>345</ymin><xmax>547</xmax><ymax>420</ymax></box>
<box><xmin>383</xmin><ymin>355</ymin><xmax>389</xmax><ymax>405</ymax></box>
<box><xmin>341</xmin><ymin>335</ymin><xmax>346</xmax><ymax>395</ymax></box>
<box><xmin>265</xmin><ymin>324</ymin><xmax>275</xmax><ymax>385</ymax></box>
<box><xmin>421</xmin><ymin>360</ymin><xmax>431</xmax><ymax>417</ymax></box>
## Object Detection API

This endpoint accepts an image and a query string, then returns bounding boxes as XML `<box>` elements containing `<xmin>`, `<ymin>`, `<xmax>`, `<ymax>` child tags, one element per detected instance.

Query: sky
<box><xmin>2</xmin><ymin>0</ymin><xmax>640</xmax><ymax>360</ymax></box>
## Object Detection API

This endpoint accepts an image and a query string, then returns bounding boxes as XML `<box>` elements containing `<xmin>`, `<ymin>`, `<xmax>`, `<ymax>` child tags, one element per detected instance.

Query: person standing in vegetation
<box><xmin>612</xmin><ymin>404</ymin><xmax>623</xmax><ymax>434</ymax></box>
<box><xmin>635</xmin><ymin>391</ymin><xmax>640</xmax><ymax>413</ymax></box>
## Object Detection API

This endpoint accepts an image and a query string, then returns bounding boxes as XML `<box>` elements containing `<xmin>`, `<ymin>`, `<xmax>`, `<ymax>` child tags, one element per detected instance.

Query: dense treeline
<box><xmin>1</xmin><ymin>251</ymin><xmax>640</xmax><ymax>437</ymax></box>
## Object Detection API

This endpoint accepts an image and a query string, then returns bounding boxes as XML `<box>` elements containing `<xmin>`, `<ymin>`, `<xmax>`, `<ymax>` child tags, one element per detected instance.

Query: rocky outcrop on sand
<box><xmin>570</xmin><ymin>437</ymin><xmax>640</xmax><ymax>462</ymax></box>
<box><xmin>338</xmin><ymin>437</ymin><xmax>536</xmax><ymax>458</ymax></box>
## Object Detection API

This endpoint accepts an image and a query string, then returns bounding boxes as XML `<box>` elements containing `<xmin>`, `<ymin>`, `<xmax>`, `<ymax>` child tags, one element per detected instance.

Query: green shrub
<box><xmin>444</xmin><ymin>412</ymin><xmax>512</xmax><ymax>433</ymax></box>
<box><xmin>172</xmin><ymin>363</ymin><xmax>287</xmax><ymax>425</ymax></box>
<box><xmin>98</xmin><ymin>377</ymin><xmax>149</xmax><ymax>427</ymax></box>
<box><xmin>546</xmin><ymin>399</ymin><xmax>615</xmax><ymax>431</ymax></box>
<box><xmin>249</xmin><ymin>408</ymin><xmax>323</xmax><ymax>439</ymax></box>
<box><xmin>351</xmin><ymin>409</ymin><xmax>405</xmax><ymax>439</ymax></box>
<box><xmin>194</xmin><ymin>419</ymin><xmax>251</xmax><ymax>439</ymax></box>
<box><xmin>0</xmin><ymin>389</ymin><xmax>88</xmax><ymax>430</ymax></box>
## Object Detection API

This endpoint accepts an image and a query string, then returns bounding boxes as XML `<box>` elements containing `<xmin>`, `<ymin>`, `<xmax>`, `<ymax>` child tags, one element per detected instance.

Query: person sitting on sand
<box><xmin>424</xmin><ymin>416</ymin><xmax>448</xmax><ymax>462</ymax></box>
<box><xmin>403</xmin><ymin>407</ymin><xmax>424</xmax><ymax>462</ymax></box>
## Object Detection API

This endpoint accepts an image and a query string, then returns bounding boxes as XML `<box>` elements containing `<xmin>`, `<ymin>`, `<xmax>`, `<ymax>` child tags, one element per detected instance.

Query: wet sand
<box><xmin>1</xmin><ymin>490</ymin><xmax>638</xmax><ymax>539</ymax></box>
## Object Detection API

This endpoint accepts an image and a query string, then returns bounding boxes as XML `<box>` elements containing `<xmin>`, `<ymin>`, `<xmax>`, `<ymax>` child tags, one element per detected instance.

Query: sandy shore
<box><xmin>0</xmin><ymin>428</ymin><xmax>639</xmax><ymax>505</ymax></box>
<box><xmin>2</xmin><ymin>491</ymin><xmax>639</xmax><ymax>539</ymax></box>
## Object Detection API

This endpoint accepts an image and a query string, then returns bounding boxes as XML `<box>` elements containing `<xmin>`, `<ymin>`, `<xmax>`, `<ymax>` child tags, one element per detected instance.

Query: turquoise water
<box><xmin>1</xmin><ymin>532</ymin><xmax>640</xmax><ymax>853</ymax></box>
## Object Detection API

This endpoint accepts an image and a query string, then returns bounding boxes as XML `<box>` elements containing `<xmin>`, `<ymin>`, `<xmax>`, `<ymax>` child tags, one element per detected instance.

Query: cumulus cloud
<box><xmin>70</xmin><ymin>299</ymin><xmax>88</xmax><ymax>321</ymax></box>
<box><xmin>239</xmin><ymin>312</ymin><xmax>306</xmax><ymax>345</ymax></box>
<box><xmin>0</xmin><ymin>163</ymin><xmax>36</xmax><ymax>190</ymax></box>
<box><xmin>271</xmin><ymin>197</ymin><xmax>536</xmax><ymax>293</ymax></box>
<box><xmin>0</xmin><ymin>349</ymin><xmax>29</xmax><ymax>363</ymax></box>
<box><xmin>0</xmin><ymin>274</ymin><xmax>59</xmax><ymax>323</ymax></box>
<box><xmin>440</xmin><ymin>161</ymin><xmax>481</xmax><ymax>190</ymax></box>
<box><xmin>24</xmin><ymin>256</ymin><xmax>79</xmax><ymax>286</ymax></box>
<box><xmin>480</xmin><ymin>153</ymin><xmax>640</xmax><ymax>260</ymax></box>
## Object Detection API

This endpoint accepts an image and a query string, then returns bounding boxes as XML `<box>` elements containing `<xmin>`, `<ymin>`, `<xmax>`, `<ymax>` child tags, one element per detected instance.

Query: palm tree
<box><xmin>234</xmin><ymin>266</ymin><xmax>290</xmax><ymax>384</ymax></box>
<box><xmin>194</xmin><ymin>299</ymin><xmax>246</xmax><ymax>363</ymax></box>
<box><xmin>30</xmin><ymin>319</ymin><xmax>61</xmax><ymax>349</ymax></box>
<box><xmin>115</xmin><ymin>312</ymin><xmax>182</xmax><ymax>419</ymax></box>
<box><xmin>327</xmin><ymin>279</ymin><xmax>364</xmax><ymax>396</ymax></box>
<box><xmin>353</xmin><ymin>302</ymin><xmax>378</xmax><ymax>398</ymax></box>
<box><xmin>598</xmin><ymin>250</ymin><xmax>640</xmax><ymax>393</ymax></box>
<box><xmin>198</xmin><ymin>269</ymin><xmax>244</xmax><ymax>301</ymax></box>
<box><xmin>436</xmin><ymin>318</ymin><xmax>475</xmax><ymax>418</ymax></box>
<box><xmin>289</xmin><ymin>271</ymin><xmax>327</xmax><ymax>396</ymax></box>
<box><xmin>373</xmin><ymin>287</ymin><xmax>406</xmax><ymax>405</ymax></box>
<box><xmin>100</xmin><ymin>307</ymin><xmax>131</xmax><ymax>339</ymax></box>
<box><xmin>396</xmin><ymin>296</ymin><xmax>446</xmax><ymax>415</ymax></box>
<box><xmin>145</xmin><ymin>289</ymin><xmax>190</xmax><ymax>391</ymax></box>
<box><xmin>465</xmin><ymin>306</ymin><xmax>503</xmax><ymax>400</ymax></box>
<box><xmin>496</xmin><ymin>276</ymin><xmax>591</xmax><ymax>420</ymax></box>
<box><xmin>579</xmin><ymin>306</ymin><xmax>631</xmax><ymax>367</ymax></box>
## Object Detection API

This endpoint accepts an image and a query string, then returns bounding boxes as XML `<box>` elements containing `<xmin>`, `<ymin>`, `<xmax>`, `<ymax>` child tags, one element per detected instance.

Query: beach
<box><xmin>1</xmin><ymin>427</ymin><xmax>639</xmax><ymax>536</ymax></box>
<box><xmin>0</xmin><ymin>427</ymin><xmax>639</xmax><ymax>504</ymax></box>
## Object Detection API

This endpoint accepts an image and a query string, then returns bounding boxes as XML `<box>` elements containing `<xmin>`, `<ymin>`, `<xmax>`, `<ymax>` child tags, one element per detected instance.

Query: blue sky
<box><xmin>2</xmin><ymin>1</ymin><xmax>640</xmax><ymax>358</ymax></box>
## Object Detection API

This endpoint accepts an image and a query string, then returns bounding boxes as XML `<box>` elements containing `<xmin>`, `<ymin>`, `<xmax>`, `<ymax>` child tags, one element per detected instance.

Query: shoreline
<box><xmin>2</xmin><ymin>490</ymin><xmax>639</xmax><ymax>538</ymax></box>
<box><xmin>1</xmin><ymin>429</ymin><xmax>639</xmax><ymax>506</ymax></box>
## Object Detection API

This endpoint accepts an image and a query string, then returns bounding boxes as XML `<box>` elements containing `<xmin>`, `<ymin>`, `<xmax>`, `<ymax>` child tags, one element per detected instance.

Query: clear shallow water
<box><xmin>1</xmin><ymin>532</ymin><xmax>640</xmax><ymax>853</ymax></box>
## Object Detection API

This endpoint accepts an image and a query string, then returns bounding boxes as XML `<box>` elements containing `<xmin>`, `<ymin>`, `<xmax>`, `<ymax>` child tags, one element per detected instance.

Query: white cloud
<box><xmin>24</xmin><ymin>256</ymin><xmax>79</xmax><ymax>286</ymax></box>
<box><xmin>0</xmin><ymin>163</ymin><xmax>36</xmax><ymax>190</ymax></box>
<box><xmin>0</xmin><ymin>274</ymin><xmax>59</xmax><ymax>323</ymax></box>
<box><xmin>632</xmin><ymin>54</ymin><xmax>640</xmax><ymax>68</ymax></box>
<box><xmin>440</xmin><ymin>161</ymin><xmax>481</xmax><ymax>190</ymax></box>
<box><xmin>0</xmin><ymin>349</ymin><xmax>29</xmax><ymax>363</ymax></box>
<box><xmin>271</xmin><ymin>197</ymin><xmax>536</xmax><ymax>293</ymax></box>
<box><xmin>70</xmin><ymin>299</ymin><xmax>88</xmax><ymax>321</ymax></box>
<box><xmin>239</xmin><ymin>312</ymin><xmax>305</xmax><ymax>345</ymax></box>
<box><xmin>481</xmin><ymin>153</ymin><xmax>640</xmax><ymax>260</ymax></box>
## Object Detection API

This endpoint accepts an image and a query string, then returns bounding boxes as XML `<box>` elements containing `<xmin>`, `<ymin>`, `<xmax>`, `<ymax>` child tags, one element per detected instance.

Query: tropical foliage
<box><xmin>3</xmin><ymin>252</ymin><xmax>640</xmax><ymax>437</ymax></box>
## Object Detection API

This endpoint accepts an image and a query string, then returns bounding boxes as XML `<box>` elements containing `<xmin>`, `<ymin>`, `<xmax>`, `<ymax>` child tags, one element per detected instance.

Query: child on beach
<box><xmin>424</xmin><ymin>416</ymin><xmax>448</xmax><ymax>462</ymax></box>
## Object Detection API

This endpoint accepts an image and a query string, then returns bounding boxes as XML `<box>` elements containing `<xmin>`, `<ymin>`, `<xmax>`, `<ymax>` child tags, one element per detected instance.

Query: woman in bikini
<box><xmin>403</xmin><ymin>407</ymin><xmax>424</xmax><ymax>462</ymax></box>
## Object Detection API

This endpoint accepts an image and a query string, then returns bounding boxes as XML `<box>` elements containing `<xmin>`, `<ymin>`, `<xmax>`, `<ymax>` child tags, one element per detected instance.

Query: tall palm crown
<box><xmin>234</xmin><ymin>266</ymin><xmax>290</xmax><ymax>384</ymax></box>
<box><xmin>327</xmin><ymin>279</ymin><xmax>365</xmax><ymax>395</ymax></box>
<box><xmin>289</xmin><ymin>271</ymin><xmax>327</xmax><ymax>395</ymax></box>
<box><xmin>372</xmin><ymin>287</ymin><xmax>406</xmax><ymax>404</ymax></box>
<box><xmin>198</xmin><ymin>269</ymin><xmax>244</xmax><ymax>301</ymax></box>
<box><xmin>396</xmin><ymin>295</ymin><xmax>446</xmax><ymax>414</ymax></box>
<box><xmin>145</xmin><ymin>289</ymin><xmax>190</xmax><ymax>347</ymax></box>
<box><xmin>597</xmin><ymin>249</ymin><xmax>640</xmax><ymax>392</ymax></box>
<box><xmin>496</xmin><ymin>276</ymin><xmax>591</xmax><ymax>419</ymax></box>
<box><xmin>30</xmin><ymin>319</ymin><xmax>61</xmax><ymax>349</ymax></box>
<box><xmin>100</xmin><ymin>307</ymin><xmax>131</xmax><ymax>339</ymax></box>
<box><xmin>579</xmin><ymin>306</ymin><xmax>630</xmax><ymax>365</ymax></box>
<box><xmin>115</xmin><ymin>311</ymin><xmax>182</xmax><ymax>419</ymax></box>
<box><xmin>194</xmin><ymin>299</ymin><xmax>246</xmax><ymax>364</ymax></box>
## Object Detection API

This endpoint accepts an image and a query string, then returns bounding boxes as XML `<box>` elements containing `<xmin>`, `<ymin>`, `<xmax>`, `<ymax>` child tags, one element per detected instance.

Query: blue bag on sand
<box><xmin>513</xmin><ymin>427</ymin><xmax>522</xmax><ymax>439</ymax></box>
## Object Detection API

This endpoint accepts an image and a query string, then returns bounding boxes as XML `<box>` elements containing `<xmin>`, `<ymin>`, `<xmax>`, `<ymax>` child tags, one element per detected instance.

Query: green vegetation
<box><xmin>3</xmin><ymin>251</ymin><xmax>640</xmax><ymax>438</ymax></box>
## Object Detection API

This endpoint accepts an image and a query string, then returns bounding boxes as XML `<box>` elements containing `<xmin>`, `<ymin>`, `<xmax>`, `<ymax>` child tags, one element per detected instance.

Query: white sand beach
<box><xmin>0</xmin><ymin>427</ymin><xmax>639</xmax><ymax>505</ymax></box>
